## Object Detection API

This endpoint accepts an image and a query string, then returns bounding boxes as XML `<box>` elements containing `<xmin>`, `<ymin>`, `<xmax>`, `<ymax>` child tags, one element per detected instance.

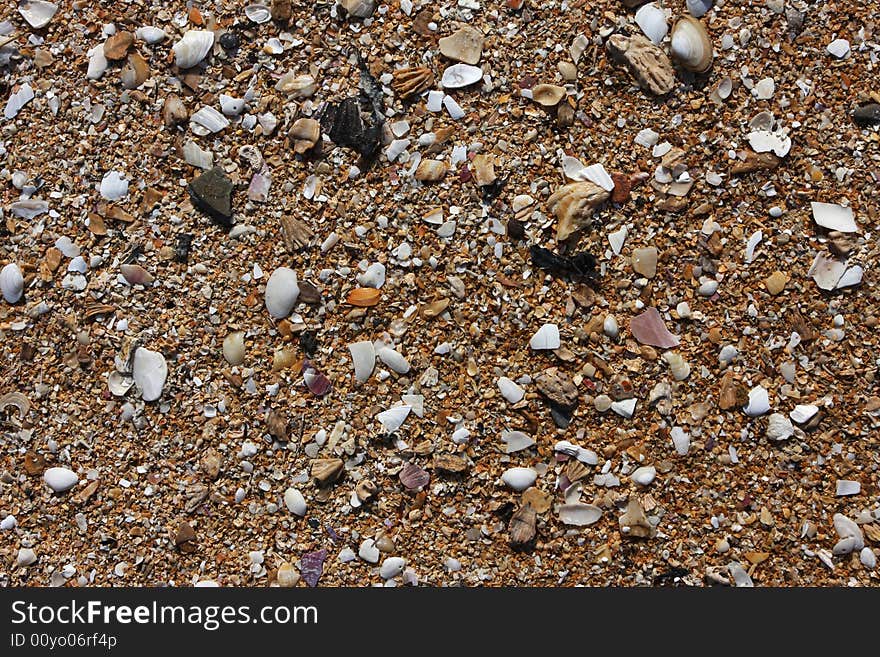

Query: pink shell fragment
<box><xmin>630</xmin><ymin>307</ymin><xmax>680</xmax><ymax>348</ymax></box>
<box><xmin>300</xmin><ymin>548</ymin><xmax>327</xmax><ymax>587</ymax></box>
<box><xmin>399</xmin><ymin>462</ymin><xmax>430</xmax><ymax>490</ymax></box>
<box><xmin>302</xmin><ymin>360</ymin><xmax>332</xmax><ymax>396</ymax></box>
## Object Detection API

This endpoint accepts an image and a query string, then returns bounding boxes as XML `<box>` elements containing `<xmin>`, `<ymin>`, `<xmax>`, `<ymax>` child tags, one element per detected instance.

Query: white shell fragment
<box><xmin>100</xmin><ymin>171</ymin><xmax>129</xmax><ymax>200</ymax></box>
<box><xmin>635</xmin><ymin>4</ymin><xmax>668</xmax><ymax>45</ymax></box>
<box><xmin>264</xmin><ymin>267</ymin><xmax>299</xmax><ymax>318</ymax></box>
<box><xmin>811</xmin><ymin>202</ymin><xmax>857</xmax><ymax>233</ymax></box>
<box><xmin>497</xmin><ymin>377</ymin><xmax>525</xmax><ymax>404</ymax></box>
<box><xmin>4</xmin><ymin>83</ymin><xmax>35</xmax><ymax>120</ymax></box>
<box><xmin>349</xmin><ymin>341</ymin><xmax>376</xmax><ymax>383</ymax></box>
<box><xmin>379</xmin><ymin>556</ymin><xmax>406</xmax><ymax>579</ymax></box>
<box><xmin>611</xmin><ymin>398</ymin><xmax>637</xmax><ymax>419</ymax></box>
<box><xmin>377</xmin><ymin>346</ymin><xmax>410</xmax><ymax>374</ymax></box>
<box><xmin>283</xmin><ymin>487</ymin><xmax>307</xmax><ymax>516</ymax></box>
<box><xmin>501</xmin><ymin>467</ymin><xmax>537</xmax><ymax>491</ymax></box>
<box><xmin>1</xmin><ymin>263</ymin><xmax>24</xmax><ymax>303</ymax></box>
<box><xmin>376</xmin><ymin>405</ymin><xmax>411</xmax><ymax>433</ymax></box>
<box><xmin>554</xmin><ymin>440</ymin><xmax>598</xmax><ymax>465</ymax></box>
<box><xmin>132</xmin><ymin>347</ymin><xmax>168</xmax><ymax>402</ymax></box>
<box><xmin>530</xmin><ymin>324</ymin><xmax>560</xmax><ymax>350</ymax></box>
<box><xmin>18</xmin><ymin>1</ymin><xmax>58</xmax><ymax>29</ymax></box>
<box><xmin>359</xmin><ymin>539</ymin><xmax>380</xmax><ymax>563</ymax></box>
<box><xmin>826</xmin><ymin>38</ymin><xmax>850</xmax><ymax>59</ymax></box>
<box><xmin>222</xmin><ymin>331</ymin><xmax>245</xmax><ymax>366</ymax></box>
<box><xmin>135</xmin><ymin>27</ymin><xmax>167</xmax><ymax>44</ymax></box>
<box><xmin>747</xmin><ymin>130</ymin><xmax>791</xmax><ymax>157</ymax></box>
<box><xmin>835</xmin><ymin>480</ymin><xmax>860</xmax><ymax>497</ymax></box>
<box><xmin>559</xmin><ymin>504</ymin><xmax>603</xmax><ymax>526</ymax></box>
<box><xmin>790</xmin><ymin>404</ymin><xmax>818</xmax><ymax>425</ymax></box>
<box><xmin>172</xmin><ymin>30</ymin><xmax>215</xmax><ymax>69</ymax></box>
<box><xmin>219</xmin><ymin>94</ymin><xmax>246</xmax><ymax>116</ymax></box>
<box><xmin>441</xmin><ymin>63</ymin><xmax>483</xmax><ymax>89</ymax></box>
<box><xmin>502</xmin><ymin>430</ymin><xmax>535</xmax><ymax>453</ymax></box>
<box><xmin>183</xmin><ymin>140</ymin><xmax>213</xmax><ymax>169</ymax></box>
<box><xmin>244</xmin><ymin>4</ymin><xmax>272</xmax><ymax>23</ymax></box>
<box><xmin>686</xmin><ymin>0</ymin><xmax>713</xmax><ymax>18</ymax></box>
<box><xmin>808</xmin><ymin>253</ymin><xmax>863</xmax><ymax>291</ymax></box>
<box><xmin>766</xmin><ymin>413</ymin><xmax>794</xmax><ymax>441</ymax></box>
<box><xmin>743</xmin><ymin>386</ymin><xmax>770</xmax><ymax>417</ymax></box>
<box><xmin>630</xmin><ymin>466</ymin><xmax>656</xmax><ymax>486</ymax></box>
<box><xmin>671</xmin><ymin>427</ymin><xmax>690</xmax><ymax>455</ymax></box>
<box><xmin>582</xmin><ymin>163</ymin><xmax>615</xmax><ymax>192</ymax></box>
<box><xmin>191</xmin><ymin>106</ymin><xmax>230</xmax><ymax>133</ymax></box>
<box><xmin>43</xmin><ymin>467</ymin><xmax>78</xmax><ymax>493</ymax></box>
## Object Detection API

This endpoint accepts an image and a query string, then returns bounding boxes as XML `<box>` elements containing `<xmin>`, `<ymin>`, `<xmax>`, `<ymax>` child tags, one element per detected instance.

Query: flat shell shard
<box><xmin>4</xmin><ymin>83</ymin><xmax>34</xmax><ymax>120</ymax></box>
<box><xmin>0</xmin><ymin>391</ymin><xmax>30</xmax><ymax>418</ymax></box>
<box><xmin>438</xmin><ymin>25</ymin><xmax>484</xmax><ymax>64</ymax></box>
<box><xmin>606</xmin><ymin>34</ymin><xmax>675</xmax><ymax>95</ymax></box>
<box><xmin>377</xmin><ymin>347</ymin><xmax>410</xmax><ymax>374</ymax></box>
<box><xmin>630</xmin><ymin>307</ymin><xmax>680</xmax><ymax>348</ymax></box>
<box><xmin>300</xmin><ymin>549</ymin><xmax>327</xmax><ymax>587</ymax></box>
<box><xmin>399</xmin><ymin>462</ymin><xmax>430</xmax><ymax>490</ymax></box>
<box><xmin>132</xmin><ymin>347</ymin><xmax>168</xmax><ymax>402</ymax></box>
<box><xmin>376</xmin><ymin>405</ymin><xmax>411</xmax><ymax>433</ymax></box>
<box><xmin>303</xmin><ymin>363</ymin><xmax>332</xmax><ymax>396</ymax></box>
<box><xmin>811</xmin><ymin>202</ymin><xmax>858</xmax><ymax>233</ymax></box>
<box><xmin>190</xmin><ymin>106</ymin><xmax>229</xmax><ymax>133</ymax></box>
<box><xmin>530</xmin><ymin>323</ymin><xmax>560</xmax><ymax>350</ymax></box>
<box><xmin>100</xmin><ymin>171</ymin><xmax>129</xmax><ymax>201</ymax></box>
<box><xmin>502</xmin><ymin>430</ymin><xmax>535</xmax><ymax>453</ymax></box>
<box><xmin>311</xmin><ymin>458</ymin><xmax>344</xmax><ymax>487</ymax></box>
<box><xmin>746</xmin><ymin>130</ymin><xmax>791</xmax><ymax>158</ymax></box>
<box><xmin>530</xmin><ymin>246</ymin><xmax>598</xmax><ymax>283</ymax></box>
<box><xmin>188</xmin><ymin>166</ymin><xmax>233</xmax><ymax>228</ymax></box>
<box><xmin>619</xmin><ymin>497</ymin><xmax>656</xmax><ymax>538</ymax></box>
<box><xmin>547</xmin><ymin>181</ymin><xmax>610</xmax><ymax>241</ymax></box>
<box><xmin>743</xmin><ymin>386</ymin><xmax>770</xmax><ymax>417</ymax></box>
<box><xmin>349</xmin><ymin>341</ymin><xmax>375</xmax><ymax>382</ymax></box>
<box><xmin>509</xmin><ymin>504</ymin><xmax>537</xmax><ymax>547</ymax></box>
<box><xmin>18</xmin><ymin>1</ymin><xmax>57</xmax><ymax>29</ymax></box>
<box><xmin>808</xmin><ymin>253</ymin><xmax>862</xmax><ymax>291</ymax></box>
<box><xmin>559</xmin><ymin>503</ymin><xmax>603</xmax><ymax>526</ymax></box>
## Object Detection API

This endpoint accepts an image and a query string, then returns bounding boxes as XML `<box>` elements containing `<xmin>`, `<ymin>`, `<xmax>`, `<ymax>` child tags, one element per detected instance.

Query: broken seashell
<box><xmin>288</xmin><ymin>118</ymin><xmax>321</xmax><ymax>154</ymax></box>
<box><xmin>136</xmin><ymin>26</ymin><xmax>167</xmax><ymax>44</ymax></box>
<box><xmin>438</xmin><ymin>25</ymin><xmax>484</xmax><ymax>65</ymax></box>
<box><xmin>222</xmin><ymin>331</ymin><xmax>245</xmax><ymax>366</ymax></box>
<box><xmin>662</xmin><ymin>351</ymin><xmax>690</xmax><ymax>380</ymax></box>
<box><xmin>132</xmin><ymin>347</ymin><xmax>167</xmax><ymax>402</ymax></box>
<box><xmin>376</xmin><ymin>405</ymin><xmax>411</xmax><ymax>433</ymax></box>
<box><xmin>302</xmin><ymin>361</ymin><xmax>332</xmax><ymax>396</ymax></box>
<box><xmin>172</xmin><ymin>30</ymin><xmax>215</xmax><ymax>69</ymax></box>
<box><xmin>509</xmin><ymin>504</ymin><xmax>537</xmax><ymax>547</ymax></box>
<box><xmin>18</xmin><ymin>1</ymin><xmax>57</xmax><ymax>29</ymax></box>
<box><xmin>0</xmin><ymin>391</ymin><xmax>30</xmax><ymax>418</ymax></box>
<box><xmin>766</xmin><ymin>413</ymin><xmax>794</xmax><ymax>441</ymax></box>
<box><xmin>275</xmin><ymin>72</ymin><xmax>317</xmax><ymax>98</ymax></box>
<box><xmin>502</xmin><ymin>430</ymin><xmax>535</xmax><ymax>453</ymax></box>
<box><xmin>4</xmin><ymin>83</ymin><xmax>34</xmax><ymax>120</ymax></box>
<box><xmin>107</xmin><ymin>371</ymin><xmax>133</xmax><ymax>397</ymax></box>
<box><xmin>747</xmin><ymin>130</ymin><xmax>791</xmax><ymax>158</ymax></box>
<box><xmin>377</xmin><ymin>346</ymin><xmax>410</xmax><ymax>374</ymax></box>
<box><xmin>670</xmin><ymin>15</ymin><xmax>713</xmax><ymax>73</ymax></box>
<box><xmin>355</xmin><ymin>479</ymin><xmax>378</xmax><ymax>503</ymax></box>
<box><xmin>561</xmin><ymin>459</ymin><xmax>591</xmax><ymax>486</ymax></box>
<box><xmin>339</xmin><ymin>0</ymin><xmax>376</xmax><ymax>18</ymax></box>
<box><xmin>808</xmin><ymin>253</ymin><xmax>862</xmax><ymax>291</ymax></box>
<box><xmin>790</xmin><ymin>404</ymin><xmax>818</xmax><ymax>425</ymax></box>
<box><xmin>391</xmin><ymin>67</ymin><xmax>434</xmax><ymax>99</ymax></box>
<box><xmin>244</xmin><ymin>4</ymin><xmax>272</xmax><ymax>23</ymax></box>
<box><xmin>529</xmin><ymin>323</ymin><xmax>560</xmax><ymax>350</ymax></box>
<box><xmin>547</xmin><ymin>181</ymin><xmax>610</xmax><ymax>240</ymax></box>
<box><xmin>630</xmin><ymin>307</ymin><xmax>680</xmax><ymax>348</ymax></box>
<box><xmin>559</xmin><ymin>503</ymin><xmax>602</xmax><ymax>526</ymax></box>
<box><xmin>311</xmin><ymin>458</ymin><xmax>344</xmax><ymax>487</ymax></box>
<box><xmin>811</xmin><ymin>202</ymin><xmax>857</xmax><ymax>233</ymax></box>
<box><xmin>183</xmin><ymin>140</ymin><xmax>213</xmax><ymax>169</ymax></box>
<box><xmin>414</xmin><ymin>159</ymin><xmax>448</xmax><ymax>182</ymax></box>
<box><xmin>120</xmin><ymin>264</ymin><xmax>154</xmax><ymax>286</ymax></box>
<box><xmin>349</xmin><ymin>341</ymin><xmax>375</xmax><ymax>382</ymax></box>
<box><xmin>530</xmin><ymin>83</ymin><xmax>566</xmax><ymax>107</ymax></box>
<box><xmin>190</xmin><ymin>106</ymin><xmax>229</xmax><ymax>133</ymax></box>
<box><xmin>346</xmin><ymin>287</ymin><xmax>381</xmax><ymax>307</ymax></box>
<box><xmin>635</xmin><ymin>3</ymin><xmax>668</xmax><ymax>45</ymax></box>
<box><xmin>619</xmin><ymin>497</ymin><xmax>656</xmax><ymax>538</ymax></box>
<box><xmin>120</xmin><ymin>53</ymin><xmax>150</xmax><ymax>89</ymax></box>
<box><xmin>399</xmin><ymin>461</ymin><xmax>429</xmax><ymax>490</ymax></box>
<box><xmin>743</xmin><ymin>385</ymin><xmax>770</xmax><ymax>417</ymax></box>
<box><xmin>606</xmin><ymin>34</ymin><xmax>675</xmax><ymax>95</ymax></box>
<box><xmin>497</xmin><ymin>377</ymin><xmax>524</xmax><ymax>404</ymax></box>
<box><xmin>441</xmin><ymin>63</ymin><xmax>483</xmax><ymax>89</ymax></box>
<box><xmin>1</xmin><ymin>263</ymin><xmax>24</xmax><ymax>303</ymax></box>
<box><xmin>100</xmin><ymin>171</ymin><xmax>128</xmax><ymax>201</ymax></box>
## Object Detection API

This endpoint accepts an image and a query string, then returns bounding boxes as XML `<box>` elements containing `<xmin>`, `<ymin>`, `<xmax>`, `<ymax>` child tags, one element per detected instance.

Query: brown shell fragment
<box><xmin>391</xmin><ymin>67</ymin><xmax>435</xmax><ymax>99</ymax></box>
<box><xmin>83</xmin><ymin>303</ymin><xmax>116</xmax><ymax>322</ymax></box>
<box><xmin>535</xmin><ymin>368</ymin><xmax>579</xmax><ymax>409</ymax></box>
<box><xmin>266</xmin><ymin>410</ymin><xmax>289</xmax><ymax>442</ymax></box>
<box><xmin>619</xmin><ymin>497</ymin><xmax>656</xmax><ymax>539</ymax></box>
<box><xmin>288</xmin><ymin>118</ymin><xmax>321</xmax><ymax>154</ymax></box>
<box><xmin>547</xmin><ymin>181</ymin><xmax>610</xmax><ymax>241</ymax></box>
<box><xmin>433</xmin><ymin>453</ymin><xmax>469</xmax><ymax>474</ymax></box>
<box><xmin>346</xmin><ymin>287</ymin><xmax>381</xmax><ymax>307</ymax></box>
<box><xmin>0</xmin><ymin>391</ymin><xmax>30</xmax><ymax>419</ymax></box>
<box><xmin>355</xmin><ymin>478</ymin><xmax>378</xmax><ymax>503</ymax></box>
<box><xmin>311</xmin><ymin>458</ymin><xmax>344</xmax><ymax>487</ymax></box>
<box><xmin>279</xmin><ymin>215</ymin><xmax>314</xmax><ymax>251</ymax></box>
<box><xmin>605</xmin><ymin>34</ymin><xmax>676</xmax><ymax>96</ymax></box>
<box><xmin>509</xmin><ymin>503</ymin><xmax>537</xmax><ymax>548</ymax></box>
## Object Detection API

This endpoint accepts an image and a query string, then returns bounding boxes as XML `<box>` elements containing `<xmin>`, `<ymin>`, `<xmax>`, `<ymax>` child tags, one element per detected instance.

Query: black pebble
<box><xmin>219</xmin><ymin>32</ymin><xmax>240</xmax><ymax>51</ymax></box>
